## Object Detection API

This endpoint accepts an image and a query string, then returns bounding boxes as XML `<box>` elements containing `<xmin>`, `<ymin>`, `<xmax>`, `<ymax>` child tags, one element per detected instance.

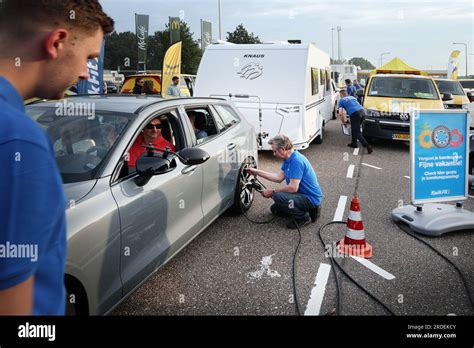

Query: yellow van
<box><xmin>434</xmin><ymin>78</ymin><xmax>470</xmax><ymax>109</ymax></box>
<box><xmin>120</xmin><ymin>73</ymin><xmax>196</xmax><ymax>96</ymax></box>
<box><xmin>360</xmin><ymin>74</ymin><xmax>445</xmax><ymax>142</ymax></box>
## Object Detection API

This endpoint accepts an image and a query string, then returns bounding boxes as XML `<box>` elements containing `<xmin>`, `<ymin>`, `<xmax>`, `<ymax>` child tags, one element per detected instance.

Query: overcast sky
<box><xmin>101</xmin><ymin>0</ymin><xmax>473</xmax><ymax>74</ymax></box>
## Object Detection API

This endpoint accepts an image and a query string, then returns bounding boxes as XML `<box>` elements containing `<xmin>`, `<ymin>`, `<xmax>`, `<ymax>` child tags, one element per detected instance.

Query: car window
<box><xmin>435</xmin><ymin>80</ymin><xmax>465</xmax><ymax>96</ymax></box>
<box><xmin>368</xmin><ymin>77</ymin><xmax>439</xmax><ymax>100</ymax></box>
<box><xmin>25</xmin><ymin>107</ymin><xmax>129</xmax><ymax>183</ymax></box>
<box><xmin>184</xmin><ymin>107</ymin><xmax>220</xmax><ymax>145</ymax></box>
<box><xmin>459</xmin><ymin>80</ymin><xmax>474</xmax><ymax>89</ymax></box>
<box><xmin>120</xmin><ymin>110</ymin><xmax>182</xmax><ymax>178</ymax></box>
<box><xmin>214</xmin><ymin>104</ymin><xmax>240</xmax><ymax>128</ymax></box>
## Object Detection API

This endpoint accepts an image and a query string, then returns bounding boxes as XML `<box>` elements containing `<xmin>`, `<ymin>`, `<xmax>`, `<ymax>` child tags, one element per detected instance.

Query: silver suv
<box><xmin>26</xmin><ymin>95</ymin><xmax>258</xmax><ymax>315</ymax></box>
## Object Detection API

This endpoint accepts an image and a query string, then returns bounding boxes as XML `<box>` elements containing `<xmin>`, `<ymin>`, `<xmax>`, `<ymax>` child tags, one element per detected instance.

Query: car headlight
<box><xmin>364</xmin><ymin>109</ymin><xmax>381</xmax><ymax>117</ymax></box>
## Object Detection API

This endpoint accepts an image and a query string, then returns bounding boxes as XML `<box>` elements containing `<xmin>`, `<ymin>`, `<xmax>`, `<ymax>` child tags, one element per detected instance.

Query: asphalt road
<box><xmin>113</xmin><ymin>119</ymin><xmax>474</xmax><ymax>316</ymax></box>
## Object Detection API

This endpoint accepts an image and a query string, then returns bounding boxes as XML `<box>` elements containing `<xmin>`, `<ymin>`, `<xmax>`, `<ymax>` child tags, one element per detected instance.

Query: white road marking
<box><xmin>304</xmin><ymin>263</ymin><xmax>331</xmax><ymax>316</ymax></box>
<box><xmin>353</xmin><ymin>148</ymin><xmax>359</xmax><ymax>156</ymax></box>
<box><xmin>248</xmin><ymin>254</ymin><xmax>281</xmax><ymax>280</ymax></box>
<box><xmin>346</xmin><ymin>164</ymin><xmax>355</xmax><ymax>178</ymax></box>
<box><xmin>362</xmin><ymin>163</ymin><xmax>382</xmax><ymax>170</ymax></box>
<box><xmin>404</xmin><ymin>176</ymin><xmax>410</xmax><ymax>179</ymax></box>
<box><xmin>334</xmin><ymin>196</ymin><xmax>348</xmax><ymax>221</ymax></box>
<box><xmin>350</xmin><ymin>256</ymin><xmax>396</xmax><ymax>280</ymax></box>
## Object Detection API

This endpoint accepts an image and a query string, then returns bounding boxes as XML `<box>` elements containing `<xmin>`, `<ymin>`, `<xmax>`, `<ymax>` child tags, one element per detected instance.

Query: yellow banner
<box><xmin>162</xmin><ymin>42</ymin><xmax>182</xmax><ymax>97</ymax></box>
<box><xmin>447</xmin><ymin>50</ymin><xmax>461</xmax><ymax>80</ymax></box>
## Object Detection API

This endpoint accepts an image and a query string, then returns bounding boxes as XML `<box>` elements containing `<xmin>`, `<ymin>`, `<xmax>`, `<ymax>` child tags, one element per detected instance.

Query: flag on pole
<box><xmin>201</xmin><ymin>20</ymin><xmax>212</xmax><ymax>51</ymax></box>
<box><xmin>76</xmin><ymin>40</ymin><xmax>105</xmax><ymax>94</ymax></box>
<box><xmin>162</xmin><ymin>42</ymin><xmax>182</xmax><ymax>98</ymax></box>
<box><xmin>135</xmin><ymin>13</ymin><xmax>149</xmax><ymax>71</ymax></box>
<box><xmin>447</xmin><ymin>50</ymin><xmax>461</xmax><ymax>80</ymax></box>
<box><xmin>169</xmin><ymin>17</ymin><xmax>181</xmax><ymax>44</ymax></box>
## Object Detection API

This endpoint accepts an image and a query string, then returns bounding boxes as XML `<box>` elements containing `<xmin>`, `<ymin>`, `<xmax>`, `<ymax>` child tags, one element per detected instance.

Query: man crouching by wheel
<box><xmin>246</xmin><ymin>135</ymin><xmax>323</xmax><ymax>229</ymax></box>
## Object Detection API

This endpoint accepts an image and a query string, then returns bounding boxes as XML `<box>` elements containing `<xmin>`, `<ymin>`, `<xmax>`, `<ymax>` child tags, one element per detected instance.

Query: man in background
<box><xmin>338</xmin><ymin>89</ymin><xmax>373</xmax><ymax>154</ymax></box>
<box><xmin>166</xmin><ymin>76</ymin><xmax>182</xmax><ymax>97</ymax></box>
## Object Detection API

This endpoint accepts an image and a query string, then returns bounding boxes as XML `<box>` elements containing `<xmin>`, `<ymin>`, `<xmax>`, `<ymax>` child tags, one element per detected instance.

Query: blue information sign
<box><xmin>411</xmin><ymin>110</ymin><xmax>469</xmax><ymax>204</ymax></box>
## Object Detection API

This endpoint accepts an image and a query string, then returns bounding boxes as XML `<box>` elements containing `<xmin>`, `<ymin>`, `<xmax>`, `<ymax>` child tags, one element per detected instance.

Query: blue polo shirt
<box><xmin>346</xmin><ymin>84</ymin><xmax>357</xmax><ymax>97</ymax></box>
<box><xmin>0</xmin><ymin>77</ymin><xmax>67</xmax><ymax>315</ymax></box>
<box><xmin>338</xmin><ymin>96</ymin><xmax>363</xmax><ymax>117</ymax></box>
<box><xmin>280</xmin><ymin>151</ymin><xmax>323</xmax><ymax>206</ymax></box>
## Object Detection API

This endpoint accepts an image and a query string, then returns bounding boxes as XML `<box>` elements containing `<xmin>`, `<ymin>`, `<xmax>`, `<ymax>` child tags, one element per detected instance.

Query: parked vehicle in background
<box><xmin>359</xmin><ymin>74</ymin><xmax>445</xmax><ymax>142</ymax></box>
<box><xmin>434</xmin><ymin>78</ymin><xmax>469</xmax><ymax>109</ymax></box>
<box><xmin>105</xmin><ymin>80</ymin><xmax>119</xmax><ymax>94</ymax></box>
<box><xmin>331</xmin><ymin>79</ymin><xmax>341</xmax><ymax>119</ymax></box>
<box><xmin>331</xmin><ymin>64</ymin><xmax>358</xmax><ymax>88</ymax></box>
<box><xmin>121</xmin><ymin>74</ymin><xmax>162</xmax><ymax>94</ymax></box>
<box><xmin>120</xmin><ymin>73</ymin><xmax>196</xmax><ymax>96</ymax></box>
<box><xmin>195</xmin><ymin>42</ymin><xmax>333</xmax><ymax>150</ymax></box>
<box><xmin>459</xmin><ymin>79</ymin><xmax>474</xmax><ymax>101</ymax></box>
<box><xmin>25</xmin><ymin>95</ymin><xmax>258</xmax><ymax>315</ymax></box>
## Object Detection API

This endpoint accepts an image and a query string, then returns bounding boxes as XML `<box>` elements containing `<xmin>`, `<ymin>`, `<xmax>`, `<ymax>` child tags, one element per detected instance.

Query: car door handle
<box><xmin>227</xmin><ymin>143</ymin><xmax>236</xmax><ymax>150</ymax></box>
<box><xmin>181</xmin><ymin>165</ymin><xmax>197</xmax><ymax>175</ymax></box>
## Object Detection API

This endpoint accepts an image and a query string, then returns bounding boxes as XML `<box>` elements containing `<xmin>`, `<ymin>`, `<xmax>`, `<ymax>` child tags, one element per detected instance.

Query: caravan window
<box><xmin>320</xmin><ymin>69</ymin><xmax>325</xmax><ymax>86</ymax></box>
<box><xmin>311</xmin><ymin>68</ymin><xmax>319</xmax><ymax>95</ymax></box>
<box><xmin>325</xmin><ymin>69</ymin><xmax>330</xmax><ymax>91</ymax></box>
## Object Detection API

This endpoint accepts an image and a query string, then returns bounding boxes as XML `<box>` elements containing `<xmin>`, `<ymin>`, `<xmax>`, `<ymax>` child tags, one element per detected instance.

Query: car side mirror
<box><xmin>356</xmin><ymin>89</ymin><xmax>364</xmax><ymax>98</ymax></box>
<box><xmin>177</xmin><ymin>148</ymin><xmax>210</xmax><ymax>165</ymax></box>
<box><xmin>442</xmin><ymin>93</ymin><xmax>453</xmax><ymax>101</ymax></box>
<box><xmin>467</xmin><ymin>92</ymin><xmax>473</xmax><ymax>101</ymax></box>
<box><xmin>135</xmin><ymin>154</ymin><xmax>174</xmax><ymax>186</ymax></box>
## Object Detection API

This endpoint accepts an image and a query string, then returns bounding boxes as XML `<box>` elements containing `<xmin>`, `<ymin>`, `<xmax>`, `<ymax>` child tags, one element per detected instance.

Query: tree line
<box><xmin>104</xmin><ymin>21</ymin><xmax>375</xmax><ymax>73</ymax></box>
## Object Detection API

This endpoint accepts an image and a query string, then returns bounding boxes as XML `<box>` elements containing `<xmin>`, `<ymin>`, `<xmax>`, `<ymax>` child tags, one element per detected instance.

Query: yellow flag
<box><xmin>162</xmin><ymin>42</ymin><xmax>182</xmax><ymax>97</ymax></box>
<box><xmin>447</xmin><ymin>50</ymin><xmax>461</xmax><ymax>80</ymax></box>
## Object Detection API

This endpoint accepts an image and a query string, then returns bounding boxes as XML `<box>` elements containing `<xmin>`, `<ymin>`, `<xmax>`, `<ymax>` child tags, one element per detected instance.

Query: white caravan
<box><xmin>194</xmin><ymin>42</ymin><xmax>333</xmax><ymax>150</ymax></box>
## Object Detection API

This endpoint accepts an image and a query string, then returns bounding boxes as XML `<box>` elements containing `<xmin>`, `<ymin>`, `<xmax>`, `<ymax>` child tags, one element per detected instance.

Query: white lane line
<box><xmin>404</xmin><ymin>176</ymin><xmax>410</xmax><ymax>179</ymax></box>
<box><xmin>353</xmin><ymin>148</ymin><xmax>359</xmax><ymax>156</ymax></box>
<box><xmin>346</xmin><ymin>164</ymin><xmax>355</xmax><ymax>178</ymax></box>
<box><xmin>304</xmin><ymin>263</ymin><xmax>331</xmax><ymax>316</ymax></box>
<box><xmin>334</xmin><ymin>196</ymin><xmax>348</xmax><ymax>221</ymax></box>
<box><xmin>350</xmin><ymin>256</ymin><xmax>396</xmax><ymax>280</ymax></box>
<box><xmin>362</xmin><ymin>163</ymin><xmax>382</xmax><ymax>170</ymax></box>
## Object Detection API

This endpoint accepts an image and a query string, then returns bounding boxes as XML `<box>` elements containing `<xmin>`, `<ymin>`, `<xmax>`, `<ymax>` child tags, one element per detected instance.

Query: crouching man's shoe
<box><xmin>309</xmin><ymin>206</ymin><xmax>321</xmax><ymax>222</ymax></box>
<box><xmin>287</xmin><ymin>216</ymin><xmax>311</xmax><ymax>229</ymax></box>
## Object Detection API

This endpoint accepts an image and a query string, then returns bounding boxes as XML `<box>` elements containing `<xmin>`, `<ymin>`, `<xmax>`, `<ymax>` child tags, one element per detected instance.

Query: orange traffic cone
<box><xmin>337</xmin><ymin>196</ymin><xmax>373</xmax><ymax>258</ymax></box>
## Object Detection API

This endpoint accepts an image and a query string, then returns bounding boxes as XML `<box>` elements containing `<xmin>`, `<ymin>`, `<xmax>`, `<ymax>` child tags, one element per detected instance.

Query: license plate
<box><xmin>392</xmin><ymin>133</ymin><xmax>410</xmax><ymax>140</ymax></box>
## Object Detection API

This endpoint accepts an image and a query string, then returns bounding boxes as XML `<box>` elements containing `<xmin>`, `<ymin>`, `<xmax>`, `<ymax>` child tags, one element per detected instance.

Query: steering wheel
<box><xmin>86</xmin><ymin>146</ymin><xmax>109</xmax><ymax>158</ymax></box>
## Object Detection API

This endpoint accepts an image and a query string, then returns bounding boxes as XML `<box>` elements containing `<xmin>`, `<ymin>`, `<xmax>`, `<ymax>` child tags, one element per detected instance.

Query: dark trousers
<box><xmin>349</xmin><ymin>110</ymin><xmax>369</xmax><ymax>148</ymax></box>
<box><xmin>272</xmin><ymin>191</ymin><xmax>317</xmax><ymax>220</ymax></box>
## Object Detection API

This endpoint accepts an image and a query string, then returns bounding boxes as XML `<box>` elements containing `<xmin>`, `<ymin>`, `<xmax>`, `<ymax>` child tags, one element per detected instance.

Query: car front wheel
<box><xmin>231</xmin><ymin>158</ymin><xmax>256</xmax><ymax>213</ymax></box>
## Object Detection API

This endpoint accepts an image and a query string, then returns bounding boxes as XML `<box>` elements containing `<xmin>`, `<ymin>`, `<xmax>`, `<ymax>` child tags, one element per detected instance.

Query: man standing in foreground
<box><xmin>338</xmin><ymin>89</ymin><xmax>373</xmax><ymax>154</ymax></box>
<box><xmin>0</xmin><ymin>0</ymin><xmax>114</xmax><ymax>315</ymax></box>
<box><xmin>247</xmin><ymin>135</ymin><xmax>323</xmax><ymax>229</ymax></box>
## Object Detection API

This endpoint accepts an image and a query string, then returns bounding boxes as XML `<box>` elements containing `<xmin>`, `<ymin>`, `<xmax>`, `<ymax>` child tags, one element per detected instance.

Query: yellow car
<box><xmin>359</xmin><ymin>74</ymin><xmax>445</xmax><ymax>142</ymax></box>
<box><xmin>120</xmin><ymin>73</ymin><xmax>196</xmax><ymax>96</ymax></box>
<box><xmin>434</xmin><ymin>78</ymin><xmax>470</xmax><ymax>109</ymax></box>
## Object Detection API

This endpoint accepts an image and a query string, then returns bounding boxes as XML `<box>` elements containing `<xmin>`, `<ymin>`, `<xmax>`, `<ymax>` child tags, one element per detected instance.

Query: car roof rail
<box><xmin>134</xmin><ymin>96</ymin><xmax>228</xmax><ymax>114</ymax></box>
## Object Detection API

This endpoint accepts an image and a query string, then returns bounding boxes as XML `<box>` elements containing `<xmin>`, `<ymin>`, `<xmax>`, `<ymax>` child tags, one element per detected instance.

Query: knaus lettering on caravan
<box><xmin>194</xmin><ymin>42</ymin><xmax>333</xmax><ymax>151</ymax></box>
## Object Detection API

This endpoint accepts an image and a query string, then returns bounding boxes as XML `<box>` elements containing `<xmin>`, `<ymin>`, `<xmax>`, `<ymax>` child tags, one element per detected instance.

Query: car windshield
<box><xmin>435</xmin><ymin>80</ymin><xmax>465</xmax><ymax>95</ymax></box>
<box><xmin>368</xmin><ymin>77</ymin><xmax>439</xmax><ymax>100</ymax></box>
<box><xmin>25</xmin><ymin>107</ymin><xmax>129</xmax><ymax>183</ymax></box>
<box><xmin>459</xmin><ymin>80</ymin><xmax>474</xmax><ymax>89</ymax></box>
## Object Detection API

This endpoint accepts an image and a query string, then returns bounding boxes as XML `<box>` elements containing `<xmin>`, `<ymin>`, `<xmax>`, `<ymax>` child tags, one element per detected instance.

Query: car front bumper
<box><xmin>362</xmin><ymin>117</ymin><xmax>411</xmax><ymax>140</ymax></box>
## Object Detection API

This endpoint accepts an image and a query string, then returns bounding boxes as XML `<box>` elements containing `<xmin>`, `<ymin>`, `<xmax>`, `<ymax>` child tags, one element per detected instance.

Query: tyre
<box><xmin>315</xmin><ymin>121</ymin><xmax>324</xmax><ymax>144</ymax></box>
<box><xmin>231</xmin><ymin>158</ymin><xmax>256</xmax><ymax>213</ymax></box>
